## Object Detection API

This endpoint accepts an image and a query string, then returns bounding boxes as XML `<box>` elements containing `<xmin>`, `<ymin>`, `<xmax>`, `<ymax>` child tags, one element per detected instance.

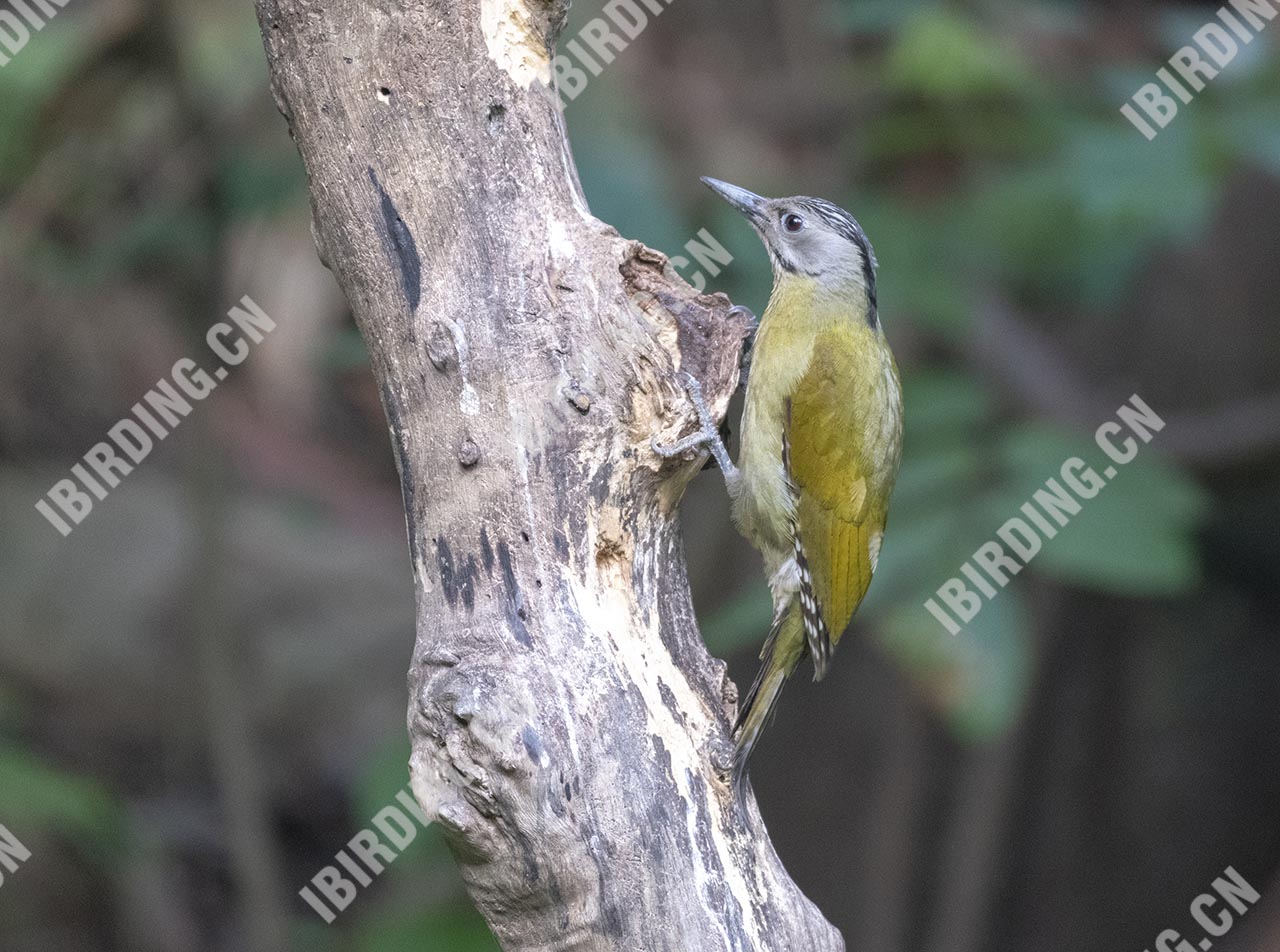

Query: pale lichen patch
<box><xmin>547</xmin><ymin>215</ymin><xmax>576</xmax><ymax>263</ymax></box>
<box><xmin>480</xmin><ymin>0</ymin><xmax>551</xmax><ymax>88</ymax></box>
<box><xmin>564</xmin><ymin>567</ymin><xmax>766</xmax><ymax>950</ymax></box>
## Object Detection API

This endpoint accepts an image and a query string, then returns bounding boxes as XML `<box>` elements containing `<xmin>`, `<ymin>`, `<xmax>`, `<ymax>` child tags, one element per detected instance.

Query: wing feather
<box><xmin>785</xmin><ymin>326</ymin><xmax>891</xmax><ymax>677</ymax></box>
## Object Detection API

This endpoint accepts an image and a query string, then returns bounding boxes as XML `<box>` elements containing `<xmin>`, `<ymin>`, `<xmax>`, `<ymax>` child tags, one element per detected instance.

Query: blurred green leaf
<box><xmin>974</xmin><ymin>115</ymin><xmax>1217</xmax><ymax>307</ymax></box>
<box><xmin>878</xmin><ymin>589</ymin><xmax>1032</xmax><ymax>741</ymax></box>
<box><xmin>858</xmin><ymin>198</ymin><xmax>980</xmax><ymax>333</ymax></box>
<box><xmin>888</xmin><ymin>441</ymin><xmax>982</xmax><ymax>520</ymax></box>
<box><xmin>29</xmin><ymin>203</ymin><xmax>218</xmax><ymax>286</ymax></box>
<box><xmin>178</xmin><ymin>3</ymin><xmax>274</xmax><ymax>112</ymax></box>
<box><xmin>354</xmin><ymin>736</ymin><xmax>413</xmax><ymax>825</ymax></box>
<box><xmin>1215</xmin><ymin>88</ymin><xmax>1280</xmax><ymax>176</ymax></box>
<box><xmin>353</xmin><ymin>736</ymin><xmax>449</xmax><ymax>877</ymax></box>
<box><xmin>323</xmin><ymin>326</ymin><xmax>373</xmax><ymax>372</ymax></box>
<box><xmin>355</xmin><ymin>908</ymin><xmax>499</xmax><ymax>952</ymax></box>
<box><xmin>219</xmin><ymin>149</ymin><xmax>307</xmax><ymax>219</ymax></box>
<box><xmin>701</xmin><ymin>583</ymin><xmax>772</xmax><ymax>655</ymax></box>
<box><xmin>992</xmin><ymin>425</ymin><xmax>1210</xmax><ymax>594</ymax></box>
<box><xmin>0</xmin><ymin>19</ymin><xmax>94</xmax><ymax>187</ymax></box>
<box><xmin>898</xmin><ymin>369</ymin><xmax>998</xmax><ymax>439</ymax></box>
<box><xmin>832</xmin><ymin>0</ymin><xmax>936</xmax><ymax>33</ymax></box>
<box><xmin>865</xmin><ymin>396</ymin><xmax>1208</xmax><ymax>735</ymax></box>
<box><xmin>0</xmin><ymin>743</ymin><xmax>126</xmax><ymax>852</ymax></box>
<box><xmin>862</xmin><ymin>502</ymin><xmax>973</xmax><ymax>613</ymax></box>
<box><xmin>568</xmin><ymin>82</ymin><xmax>685</xmax><ymax>254</ymax></box>
<box><xmin>885</xmin><ymin>10</ymin><xmax>1038</xmax><ymax>101</ymax></box>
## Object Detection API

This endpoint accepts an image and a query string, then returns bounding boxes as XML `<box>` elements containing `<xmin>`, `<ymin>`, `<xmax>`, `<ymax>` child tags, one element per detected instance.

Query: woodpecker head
<box><xmin>702</xmin><ymin>177</ymin><xmax>878</xmax><ymax>320</ymax></box>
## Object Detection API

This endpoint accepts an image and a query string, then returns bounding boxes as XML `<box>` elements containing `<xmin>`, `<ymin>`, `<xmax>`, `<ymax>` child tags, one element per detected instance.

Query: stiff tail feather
<box><xmin>731</xmin><ymin>609</ymin><xmax>802</xmax><ymax>800</ymax></box>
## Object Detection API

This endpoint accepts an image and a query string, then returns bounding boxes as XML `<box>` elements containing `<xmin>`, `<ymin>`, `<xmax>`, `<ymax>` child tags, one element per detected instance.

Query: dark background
<box><xmin>2</xmin><ymin>0</ymin><xmax>1279</xmax><ymax>950</ymax></box>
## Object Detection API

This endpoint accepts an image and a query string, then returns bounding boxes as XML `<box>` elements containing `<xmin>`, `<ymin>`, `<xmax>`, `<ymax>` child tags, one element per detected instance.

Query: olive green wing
<box><xmin>785</xmin><ymin>327</ymin><xmax>886</xmax><ymax>680</ymax></box>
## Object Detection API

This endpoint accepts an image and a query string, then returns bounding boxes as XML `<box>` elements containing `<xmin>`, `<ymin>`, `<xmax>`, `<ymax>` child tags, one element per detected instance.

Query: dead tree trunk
<box><xmin>256</xmin><ymin>1</ymin><xmax>843</xmax><ymax>948</ymax></box>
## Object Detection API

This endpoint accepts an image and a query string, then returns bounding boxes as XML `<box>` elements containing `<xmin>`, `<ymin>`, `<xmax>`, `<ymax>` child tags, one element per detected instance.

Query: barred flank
<box><xmin>792</xmin><ymin>523</ymin><xmax>830</xmax><ymax>680</ymax></box>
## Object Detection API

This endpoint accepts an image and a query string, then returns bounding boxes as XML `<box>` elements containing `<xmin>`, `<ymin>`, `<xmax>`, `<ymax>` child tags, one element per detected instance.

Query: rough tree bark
<box><xmin>256</xmin><ymin>1</ymin><xmax>844</xmax><ymax>949</ymax></box>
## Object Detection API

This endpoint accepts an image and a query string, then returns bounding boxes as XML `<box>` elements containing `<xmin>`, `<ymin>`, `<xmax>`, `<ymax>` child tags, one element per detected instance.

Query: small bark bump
<box><xmin>564</xmin><ymin>381</ymin><xmax>591</xmax><ymax>413</ymax></box>
<box><xmin>427</xmin><ymin>322</ymin><xmax>456</xmax><ymax>370</ymax></box>
<box><xmin>459</xmin><ymin>437</ymin><xmax>481</xmax><ymax>467</ymax></box>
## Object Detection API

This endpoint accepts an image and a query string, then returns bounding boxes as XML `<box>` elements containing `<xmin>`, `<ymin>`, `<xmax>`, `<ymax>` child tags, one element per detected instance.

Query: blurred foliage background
<box><xmin>2</xmin><ymin>0</ymin><xmax>1279</xmax><ymax>950</ymax></box>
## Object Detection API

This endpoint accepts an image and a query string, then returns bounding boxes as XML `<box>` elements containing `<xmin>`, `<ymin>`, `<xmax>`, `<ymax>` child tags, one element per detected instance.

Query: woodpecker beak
<box><xmin>701</xmin><ymin>177</ymin><xmax>767</xmax><ymax>225</ymax></box>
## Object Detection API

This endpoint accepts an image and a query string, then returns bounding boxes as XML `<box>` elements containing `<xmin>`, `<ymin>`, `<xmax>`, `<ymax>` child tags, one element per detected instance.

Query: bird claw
<box><xmin>651</xmin><ymin>433</ymin><xmax>705</xmax><ymax>460</ymax></box>
<box><xmin>668</xmin><ymin>372</ymin><xmax>713</xmax><ymax>432</ymax></box>
<box><xmin>652</xmin><ymin>370</ymin><xmax>740</xmax><ymax>485</ymax></box>
<box><xmin>675</xmin><ymin>370</ymin><xmax>704</xmax><ymax>403</ymax></box>
<box><xmin>728</xmin><ymin>304</ymin><xmax>758</xmax><ymax>329</ymax></box>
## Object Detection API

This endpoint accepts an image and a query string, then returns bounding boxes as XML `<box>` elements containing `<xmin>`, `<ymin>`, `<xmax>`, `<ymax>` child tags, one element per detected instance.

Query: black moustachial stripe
<box><xmin>798</xmin><ymin>197</ymin><xmax>878</xmax><ymax>328</ymax></box>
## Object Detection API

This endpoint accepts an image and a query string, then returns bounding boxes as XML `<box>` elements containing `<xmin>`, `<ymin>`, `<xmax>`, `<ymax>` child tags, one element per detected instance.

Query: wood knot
<box><xmin>427</xmin><ymin>322</ymin><xmax>456</xmax><ymax>370</ymax></box>
<box><xmin>563</xmin><ymin>381</ymin><xmax>591</xmax><ymax>413</ymax></box>
<box><xmin>595</xmin><ymin>534</ymin><xmax>627</xmax><ymax>568</ymax></box>
<box><xmin>458</xmin><ymin>438</ymin><xmax>481</xmax><ymax>467</ymax></box>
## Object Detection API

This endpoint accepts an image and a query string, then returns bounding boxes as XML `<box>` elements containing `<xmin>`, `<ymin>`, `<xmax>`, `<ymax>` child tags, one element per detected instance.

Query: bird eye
<box><xmin>783</xmin><ymin>213</ymin><xmax>805</xmax><ymax>233</ymax></box>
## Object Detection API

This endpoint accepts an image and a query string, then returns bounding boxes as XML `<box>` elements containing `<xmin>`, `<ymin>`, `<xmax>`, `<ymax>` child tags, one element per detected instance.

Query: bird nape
<box><xmin>653</xmin><ymin>177</ymin><xmax>904</xmax><ymax>800</ymax></box>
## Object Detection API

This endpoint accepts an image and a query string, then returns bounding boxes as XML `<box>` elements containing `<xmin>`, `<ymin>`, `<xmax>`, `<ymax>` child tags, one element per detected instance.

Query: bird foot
<box><xmin>652</xmin><ymin>371</ymin><xmax>741</xmax><ymax>488</ymax></box>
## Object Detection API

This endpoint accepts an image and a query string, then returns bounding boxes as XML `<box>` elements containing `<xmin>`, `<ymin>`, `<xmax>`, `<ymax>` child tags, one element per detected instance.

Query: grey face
<box><xmin>701</xmin><ymin>177</ymin><xmax>877</xmax><ymax>306</ymax></box>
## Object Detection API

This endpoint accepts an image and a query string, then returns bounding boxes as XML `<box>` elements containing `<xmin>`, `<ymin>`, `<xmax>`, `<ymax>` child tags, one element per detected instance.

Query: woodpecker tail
<box><xmin>732</xmin><ymin>608</ymin><xmax>802</xmax><ymax>800</ymax></box>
